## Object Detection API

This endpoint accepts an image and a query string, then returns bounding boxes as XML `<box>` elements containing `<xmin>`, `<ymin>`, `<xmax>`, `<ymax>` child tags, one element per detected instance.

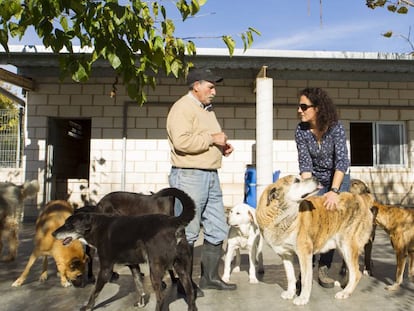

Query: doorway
<box><xmin>45</xmin><ymin>118</ymin><xmax>91</xmax><ymax>204</ymax></box>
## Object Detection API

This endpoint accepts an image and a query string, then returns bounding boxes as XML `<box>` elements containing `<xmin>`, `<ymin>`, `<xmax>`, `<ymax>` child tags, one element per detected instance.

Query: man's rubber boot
<box><xmin>318</xmin><ymin>265</ymin><xmax>335</xmax><ymax>288</ymax></box>
<box><xmin>199</xmin><ymin>240</ymin><xmax>237</xmax><ymax>290</ymax></box>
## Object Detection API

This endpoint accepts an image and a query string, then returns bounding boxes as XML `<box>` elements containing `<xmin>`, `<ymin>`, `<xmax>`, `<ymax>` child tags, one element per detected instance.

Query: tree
<box><xmin>0</xmin><ymin>83</ymin><xmax>17</xmax><ymax>109</ymax></box>
<box><xmin>366</xmin><ymin>0</ymin><xmax>413</xmax><ymax>13</ymax></box>
<box><xmin>366</xmin><ymin>0</ymin><xmax>414</xmax><ymax>53</ymax></box>
<box><xmin>0</xmin><ymin>0</ymin><xmax>260</xmax><ymax>104</ymax></box>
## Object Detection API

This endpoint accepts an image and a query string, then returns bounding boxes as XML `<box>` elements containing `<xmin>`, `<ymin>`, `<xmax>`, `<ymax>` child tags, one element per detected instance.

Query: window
<box><xmin>350</xmin><ymin>122</ymin><xmax>406</xmax><ymax>167</ymax></box>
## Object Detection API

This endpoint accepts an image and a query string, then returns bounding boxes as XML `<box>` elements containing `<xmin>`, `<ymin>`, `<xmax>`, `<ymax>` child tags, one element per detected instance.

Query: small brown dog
<box><xmin>0</xmin><ymin>180</ymin><xmax>39</xmax><ymax>261</ymax></box>
<box><xmin>12</xmin><ymin>200</ymin><xmax>88</xmax><ymax>287</ymax></box>
<box><xmin>350</xmin><ymin>179</ymin><xmax>414</xmax><ymax>291</ymax></box>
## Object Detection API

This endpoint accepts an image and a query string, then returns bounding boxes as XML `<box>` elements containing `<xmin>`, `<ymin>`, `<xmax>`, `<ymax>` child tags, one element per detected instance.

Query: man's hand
<box><xmin>211</xmin><ymin>132</ymin><xmax>228</xmax><ymax>146</ymax></box>
<box><xmin>223</xmin><ymin>143</ymin><xmax>234</xmax><ymax>157</ymax></box>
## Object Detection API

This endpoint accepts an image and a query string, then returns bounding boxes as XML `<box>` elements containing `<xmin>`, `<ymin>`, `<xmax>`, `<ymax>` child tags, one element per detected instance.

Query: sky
<box><xmin>171</xmin><ymin>0</ymin><xmax>414</xmax><ymax>53</ymax></box>
<box><xmin>6</xmin><ymin>0</ymin><xmax>414</xmax><ymax>54</ymax></box>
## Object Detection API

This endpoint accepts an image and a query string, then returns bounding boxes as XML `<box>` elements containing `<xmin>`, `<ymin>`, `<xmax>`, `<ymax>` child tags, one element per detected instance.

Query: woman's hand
<box><xmin>323</xmin><ymin>191</ymin><xmax>339</xmax><ymax>210</ymax></box>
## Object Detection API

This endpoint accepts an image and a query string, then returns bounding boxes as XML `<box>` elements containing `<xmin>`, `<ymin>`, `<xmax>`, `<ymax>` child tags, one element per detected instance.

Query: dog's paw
<box><xmin>39</xmin><ymin>273</ymin><xmax>48</xmax><ymax>282</ymax></box>
<box><xmin>61</xmin><ymin>279</ymin><xmax>72</xmax><ymax>287</ymax></box>
<box><xmin>335</xmin><ymin>290</ymin><xmax>351</xmax><ymax>299</ymax></box>
<box><xmin>293</xmin><ymin>295</ymin><xmax>310</xmax><ymax>305</ymax></box>
<box><xmin>249</xmin><ymin>276</ymin><xmax>259</xmax><ymax>284</ymax></box>
<box><xmin>134</xmin><ymin>293</ymin><xmax>148</xmax><ymax>308</ymax></box>
<box><xmin>11</xmin><ymin>279</ymin><xmax>23</xmax><ymax>287</ymax></box>
<box><xmin>222</xmin><ymin>276</ymin><xmax>230</xmax><ymax>283</ymax></box>
<box><xmin>231</xmin><ymin>266</ymin><xmax>240</xmax><ymax>273</ymax></box>
<box><xmin>385</xmin><ymin>283</ymin><xmax>400</xmax><ymax>291</ymax></box>
<box><xmin>1</xmin><ymin>255</ymin><xmax>16</xmax><ymax>262</ymax></box>
<box><xmin>280</xmin><ymin>290</ymin><xmax>295</xmax><ymax>300</ymax></box>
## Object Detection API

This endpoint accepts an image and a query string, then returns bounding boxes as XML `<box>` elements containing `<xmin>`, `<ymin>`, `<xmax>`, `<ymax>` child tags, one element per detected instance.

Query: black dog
<box><xmin>78</xmin><ymin>188</ymin><xmax>183</xmax><ymax>283</ymax></box>
<box><xmin>53</xmin><ymin>188</ymin><xmax>197</xmax><ymax>311</ymax></box>
<box><xmin>96</xmin><ymin>188</ymin><xmax>175</xmax><ymax>215</ymax></box>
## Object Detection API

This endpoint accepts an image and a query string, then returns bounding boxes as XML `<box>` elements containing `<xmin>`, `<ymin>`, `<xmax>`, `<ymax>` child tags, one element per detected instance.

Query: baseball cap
<box><xmin>186</xmin><ymin>68</ymin><xmax>223</xmax><ymax>85</ymax></box>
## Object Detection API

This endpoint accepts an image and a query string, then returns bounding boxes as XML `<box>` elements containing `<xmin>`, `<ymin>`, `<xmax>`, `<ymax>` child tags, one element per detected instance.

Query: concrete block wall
<box><xmin>19</xmin><ymin>76</ymin><xmax>414</xmax><ymax>219</ymax></box>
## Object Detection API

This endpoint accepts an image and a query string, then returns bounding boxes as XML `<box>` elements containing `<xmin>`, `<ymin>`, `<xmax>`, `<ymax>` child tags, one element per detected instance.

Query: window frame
<box><xmin>350</xmin><ymin>121</ymin><xmax>407</xmax><ymax>168</ymax></box>
<box><xmin>374</xmin><ymin>121</ymin><xmax>406</xmax><ymax>167</ymax></box>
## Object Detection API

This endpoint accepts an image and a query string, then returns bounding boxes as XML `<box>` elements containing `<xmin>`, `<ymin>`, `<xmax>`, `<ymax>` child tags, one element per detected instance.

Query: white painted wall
<box><xmin>2</xmin><ymin>76</ymin><xmax>413</xmax><ymax>220</ymax></box>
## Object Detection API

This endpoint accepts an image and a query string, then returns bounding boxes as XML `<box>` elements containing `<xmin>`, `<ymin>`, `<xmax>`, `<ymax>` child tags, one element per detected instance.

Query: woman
<box><xmin>295</xmin><ymin>87</ymin><xmax>350</xmax><ymax>288</ymax></box>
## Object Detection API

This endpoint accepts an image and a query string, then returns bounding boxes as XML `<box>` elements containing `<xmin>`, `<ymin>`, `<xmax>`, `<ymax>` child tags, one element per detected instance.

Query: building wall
<box><xmin>15</xmin><ymin>75</ymin><xmax>414</xmax><ymax>219</ymax></box>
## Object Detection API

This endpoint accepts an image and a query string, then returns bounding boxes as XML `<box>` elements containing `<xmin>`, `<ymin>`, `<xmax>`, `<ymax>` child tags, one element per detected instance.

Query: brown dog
<box><xmin>350</xmin><ymin>178</ymin><xmax>414</xmax><ymax>291</ymax></box>
<box><xmin>0</xmin><ymin>180</ymin><xmax>39</xmax><ymax>261</ymax></box>
<box><xmin>12</xmin><ymin>200</ymin><xmax>88</xmax><ymax>287</ymax></box>
<box><xmin>256</xmin><ymin>175</ymin><xmax>374</xmax><ymax>305</ymax></box>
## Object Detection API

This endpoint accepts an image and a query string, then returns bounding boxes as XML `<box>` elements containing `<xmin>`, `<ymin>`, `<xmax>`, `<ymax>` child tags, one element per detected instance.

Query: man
<box><xmin>166</xmin><ymin>67</ymin><xmax>236</xmax><ymax>294</ymax></box>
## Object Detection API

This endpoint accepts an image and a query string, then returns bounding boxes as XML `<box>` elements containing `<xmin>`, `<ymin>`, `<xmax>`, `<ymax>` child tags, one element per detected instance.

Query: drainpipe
<box><xmin>121</xmin><ymin>102</ymin><xmax>129</xmax><ymax>191</ymax></box>
<box><xmin>255</xmin><ymin>66</ymin><xmax>274</xmax><ymax>206</ymax></box>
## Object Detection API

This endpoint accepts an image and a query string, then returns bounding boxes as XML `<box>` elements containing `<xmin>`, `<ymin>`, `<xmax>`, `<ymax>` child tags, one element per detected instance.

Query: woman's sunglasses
<box><xmin>298</xmin><ymin>103</ymin><xmax>314</xmax><ymax>111</ymax></box>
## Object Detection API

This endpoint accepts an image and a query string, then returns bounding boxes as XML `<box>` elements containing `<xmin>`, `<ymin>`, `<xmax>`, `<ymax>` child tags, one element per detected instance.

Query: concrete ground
<box><xmin>0</xmin><ymin>223</ymin><xmax>413</xmax><ymax>311</ymax></box>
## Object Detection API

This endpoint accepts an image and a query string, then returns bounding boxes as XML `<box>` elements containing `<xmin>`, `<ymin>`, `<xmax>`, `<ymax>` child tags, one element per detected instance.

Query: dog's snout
<box><xmin>72</xmin><ymin>274</ymin><xmax>85</xmax><ymax>288</ymax></box>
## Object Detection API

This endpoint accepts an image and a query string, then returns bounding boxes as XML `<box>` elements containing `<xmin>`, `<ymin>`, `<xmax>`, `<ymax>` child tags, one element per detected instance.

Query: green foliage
<box><xmin>366</xmin><ymin>0</ymin><xmax>412</xmax><ymax>13</ymax></box>
<box><xmin>0</xmin><ymin>0</ymin><xmax>260</xmax><ymax>104</ymax></box>
<box><xmin>0</xmin><ymin>84</ymin><xmax>16</xmax><ymax>110</ymax></box>
<box><xmin>366</xmin><ymin>0</ymin><xmax>413</xmax><ymax>53</ymax></box>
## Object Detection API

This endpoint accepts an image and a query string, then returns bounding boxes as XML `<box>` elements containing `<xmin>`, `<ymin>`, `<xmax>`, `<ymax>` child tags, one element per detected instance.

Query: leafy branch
<box><xmin>366</xmin><ymin>0</ymin><xmax>414</xmax><ymax>53</ymax></box>
<box><xmin>366</xmin><ymin>0</ymin><xmax>413</xmax><ymax>13</ymax></box>
<box><xmin>0</xmin><ymin>0</ymin><xmax>260</xmax><ymax>104</ymax></box>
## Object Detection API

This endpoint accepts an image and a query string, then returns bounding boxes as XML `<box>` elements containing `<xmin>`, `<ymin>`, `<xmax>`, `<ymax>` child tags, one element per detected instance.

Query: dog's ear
<box><xmin>299</xmin><ymin>200</ymin><xmax>314</xmax><ymax>212</ymax></box>
<box><xmin>267</xmin><ymin>187</ymin><xmax>281</xmax><ymax>206</ymax></box>
<box><xmin>350</xmin><ymin>179</ymin><xmax>371</xmax><ymax>195</ymax></box>
<box><xmin>248</xmin><ymin>210</ymin><xmax>254</xmax><ymax>223</ymax></box>
<box><xmin>371</xmin><ymin>205</ymin><xmax>379</xmax><ymax>219</ymax></box>
<box><xmin>70</xmin><ymin>258</ymin><xmax>83</xmax><ymax>270</ymax></box>
<box><xmin>82</xmin><ymin>213</ymin><xmax>94</xmax><ymax>231</ymax></box>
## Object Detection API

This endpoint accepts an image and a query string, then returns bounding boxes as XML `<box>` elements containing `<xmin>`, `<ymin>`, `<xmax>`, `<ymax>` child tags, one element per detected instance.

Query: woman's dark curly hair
<box><xmin>299</xmin><ymin>87</ymin><xmax>338</xmax><ymax>132</ymax></box>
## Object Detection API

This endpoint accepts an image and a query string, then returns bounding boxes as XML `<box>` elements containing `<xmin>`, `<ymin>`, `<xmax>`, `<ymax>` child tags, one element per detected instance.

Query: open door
<box><xmin>45</xmin><ymin>118</ymin><xmax>91</xmax><ymax>204</ymax></box>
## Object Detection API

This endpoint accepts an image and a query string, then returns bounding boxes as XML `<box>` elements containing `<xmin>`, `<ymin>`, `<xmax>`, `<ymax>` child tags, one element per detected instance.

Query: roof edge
<box><xmin>2</xmin><ymin>45</ymin><xmax>413</xmax><ymax>61</ymax></box>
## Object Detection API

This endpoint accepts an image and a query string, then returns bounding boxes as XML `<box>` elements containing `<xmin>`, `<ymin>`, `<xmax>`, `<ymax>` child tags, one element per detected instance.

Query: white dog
<box><xmin>222</xmin><ymin>203</ymin><xmax>264</xmax><ymax>284</ymax></box>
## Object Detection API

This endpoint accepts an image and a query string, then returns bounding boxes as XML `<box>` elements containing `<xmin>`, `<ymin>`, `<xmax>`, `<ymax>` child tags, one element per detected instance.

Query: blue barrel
<box><xmin>244</xmin><ymin>166</ymin><xmax>280</xmax><ymax>208</ymax></box>
<box><xmin>244</xmin><ymin>165</ymin><xmax>257</xmax><ymax>208</ymax></box>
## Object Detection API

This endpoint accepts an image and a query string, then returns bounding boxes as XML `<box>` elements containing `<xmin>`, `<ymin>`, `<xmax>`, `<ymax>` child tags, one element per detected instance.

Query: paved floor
<box><xmin>0</xmin><ymin>223</ymin><xmax>413</xmax><ymax>311</ymax></box>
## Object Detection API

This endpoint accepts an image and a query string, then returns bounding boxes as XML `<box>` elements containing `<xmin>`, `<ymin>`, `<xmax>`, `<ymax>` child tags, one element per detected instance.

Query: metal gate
<box><xmin>0</xmin><ymin>108</ymin><xmax>23</xmax><ymax>168</ymax></box>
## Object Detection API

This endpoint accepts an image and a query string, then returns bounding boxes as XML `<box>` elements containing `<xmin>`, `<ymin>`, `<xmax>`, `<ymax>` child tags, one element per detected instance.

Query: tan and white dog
<box><xmin>222</xmin><ymin>203</ymin><xmax>264</xmax><ymax>284</ymax></box>
<box><xmin>256</xmin><ymin>175</ymin><xmax>374</xmax><ymax>305</ymax></box>
<box><xmin>350</xmin><ymin>179</ymin><xmax>414</xmax><ymax>291</ymax></box>
<box><xmin>12</xmin><ymin>200</ymin><xmax>88</xmax><ymax>288</ymax></box>
<box><xmin>0</xmin><ymin>180</ymin><xmax>39</xmax><ymax>261</ymax></box>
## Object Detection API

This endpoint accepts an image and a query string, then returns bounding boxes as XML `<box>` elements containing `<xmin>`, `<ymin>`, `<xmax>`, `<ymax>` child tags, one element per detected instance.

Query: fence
<box><xmin>0</xmin><ymin>109</ymin><xmax>23</xmax><ymax>168</ymax></box>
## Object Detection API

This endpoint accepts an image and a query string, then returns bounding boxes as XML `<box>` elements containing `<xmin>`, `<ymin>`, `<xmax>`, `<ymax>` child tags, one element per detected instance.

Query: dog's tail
<box><xmin>157</xmin><ymin>187</ymin><xmax>196</xmax><ymax>226</ymax></box>
<box><xmin>21</xmin><ymin>180</ymin><xmax>40</xmax><ymax>199</ymax></box>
